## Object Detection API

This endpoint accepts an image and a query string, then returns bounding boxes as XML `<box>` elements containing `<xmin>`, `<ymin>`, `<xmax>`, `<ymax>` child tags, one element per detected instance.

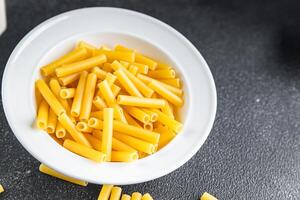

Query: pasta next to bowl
<box><xmin>35</xmin><ymin>41</ymin><xmax>184</xmax><ymax>162</ymax></box>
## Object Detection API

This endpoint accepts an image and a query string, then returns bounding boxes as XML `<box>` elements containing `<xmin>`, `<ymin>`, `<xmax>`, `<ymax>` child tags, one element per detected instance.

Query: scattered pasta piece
<box><xmin>0</xmin><ymin>184</ymin><xmax>4</xmax><ymax>193</ymax></box>
<box><xmin>98</xmin><ymin>184</ymin><xmax>113</xmax><ymax>200</ymax></box>
<box><xmin>200</xmin><ymin>192</ymin><xmax>218</xmax><ymax>200</ymax></box>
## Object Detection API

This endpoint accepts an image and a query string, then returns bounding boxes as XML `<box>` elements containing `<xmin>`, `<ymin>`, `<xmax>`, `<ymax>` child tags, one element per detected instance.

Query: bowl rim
<box><xmin>2</xmin><ymin>7</ymin><xmax>217</xmax><ymax>184</ymax></box>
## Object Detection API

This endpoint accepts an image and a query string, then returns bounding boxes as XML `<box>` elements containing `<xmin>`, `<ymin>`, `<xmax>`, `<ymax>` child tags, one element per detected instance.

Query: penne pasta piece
<box><xmin>112</xmin><ymin>137</ymin><xmax>136</xmax><ymax>152</ymax></box>
<box><xmin>147</xmin><ymin>69</ymin><xmax>175</xmax><ymax>79</ymax></box>
<box><xmin>60</xmin><ymin>88</ymin><xmax>76</xmax><ymax>99</ymax></box>
<box><xmin>113</xmin><ymin>120</ymin><xmax>160</xmax><ymax>144</ymax></box>
<box><xmin>156</xmin><ymin>62</ymin><xmax>172</xmax><ymax>70</ymax></box>
<box><xmin>56</xmin><ymin>55</ymin><xmax>107</xmax><ymax>77</ymax></box>
<box><xmin>148</xmin><ymin>80</ymin><xmax>183</xmax><ymax>107</ymax></box>
<box><xmin>158</xmin><ymin>78</ymin><xmax>181</xmax><ymax>88</ymax></box>
<box><xmin>91</xmin><ymin>66</ymin><xmax>107</xmax><ymax>80</ymax></box>
<box><xmin>35</xmin><ymin>82</ymin><xmax>43</xmax><ymax>109</ymax></box>
<box><xmin>63</xmin><ymin>139</ymin><xmax>106</xmax><ymax>162</ymax></box>
<box><xmin>96</xmin><ymin>49</ymin><xmax>135</xmax><ymax>63</ymax></box>
<box><xmin>0</xmin><ymin>184</ymin><xmax>4</xmax><ymax>193</ymax></box>
<box><xmin>143</xmin><ymin>123</ymin><xmax>153</xmax><ymax>131</ymax></box>
<box><xmin>142</xmin><ymin>193</ymin><xmax>154</xmax><ymax>200</ymax></box>
<box><xmin>98</xmin><ymin>80</ymin><xmax>116</xmax><ymax>107</ymax></box>
<box><xmin>120</xmin><ymin>61</ymin><xmax>130</xmax><ymax>68</ymax></box>
<box><xmin>141</xmin><ymin>109</ymin><xmax>158</xmax><ymax>122</ymax></box>
<box><xmin>102</xmin><ymin>108</ymin><xmax>114</xmax><ymax>161</ymax></box>
<box><xmin>79</xmin><ymin>73</ymin><xmax>97</xmax><ymax>121</ymax></box>
<box><xmin>114</xmin><ymin>105</ymin><xmax>127</xmax><ymax>124</ymax></box>
<box><xmin>200</xmin><ymin>192</ymin><xmax>218</xmax><ymax>200</ymax></box>
<box><xmin>111</xmin><ymin>151</ymin><xmax>139</xmax><ymax>162</ymax></box>
<box><xmin>100</xmin><ymin>45</ymin><xmax>112</xmax><ymax>51</ymax></box>
<box><xmin>114</xmin><ymin>44</ymin><xmax>135</xmax><ymax>52</ymax></box>
<box><xmin>76</xmin><ymin>41</ymin><xmax>97</xmax><ymax>56</ymax></box>
<box><xmin>36</xmin><ymin>100</ymin><xmax>49</xmax><ymax>129</ymax></box>
<box><xmin>135</xmin><ymin>53</ymin><xmax>157</xmax><ymax>70</ymax></box>
<box><xmin>98</xmin><ymin>184</ymin><xmax>113</xmax><ymax>200</ymax></box>
<box><xmin>93</xmin><ymin>96</ymin><xmax>107</xmax><ymax>110</ymax></box>
<box><xmin>155</xmin><ymin>125</ymin><xmax>176</xmax><ymax>149</ymax></box>
<box><xmin>88</xmin><ymin>117</ymin><xmax>103</xmax><ymax>129</ymax></box>
<box><xmin>55</xmin><ymin>122</ymin><xmax>66</xmax><ymax>138</ymax></box>
<box><xmin>121</xmin><ymin>194</ymin><xmax>131</xmax><ymax>200</ymax></box>
<box><xmin>113</xmin><ymin>132</ymin><xmax>156</xmax><ymax>154</ymax></box>
<box><xmin>76</xmin><ymin>122</ymin><xmax>93</xmax><ymax>133</ymax></box>
<box><xmin>122</xmin><ymin>68</ymin><xmax>154</xmax><ymax>97</ymax></box>
<box><xmin>39</xmin><ymin>164</ymin><xmax>88</xmax><ymax>186</ymax></box>
<box><xmin>114</xmin><ymin>69</ymin><xmax>143</xmax><ymax>97</ymax></box>
<box><xmin>58</xmin><ymin>72</ymin><xmax>80</xmax><ymax>86</ymax></box>
<box><xmin>105</xmin><ymin>73</ymin><xmax>117</xmax><ymax>86</ymax></box>
<box><xmin>41</xmin><ymin>48</ymin><xmax>88</xmax><ymax>76</ymax></box>
<box><xmin>36</xmin><ymin>79</ymin><xmax>66</xmax><ymax>116</ymax></box>
<box><xmin>58</xmin><ymin>113</ymin><xmax>91</xmax><ymax>147</ymax></box>
<box><xmin>91</xmin><ymin>111</ymin><xmax>104</xmax><ymax>120</ymax></box>
<box><xmin>150</xmin><ymin>109</ymin><xmax>182</xmax><ymax>133</ymax></box>
<box><xmin>47</xmin><ymin>109</ymin><xmax>57</xmax><ymax>134</ymax></box>
<box><xmin>124</xmin><ymin>106</ymin><xmax>150</xmax><ymax>124</ymax></box>
<box><xmin>130</xmin><ymin>63</ymin><xmax>148</xmax><ymax>74</ymax></box>
<box><xmin>117</xmin><ymin>95</ymin><xmax>165</xmax><ymax>108</ymax></box>
<box><xmin>124</xmin><ymin>111</ymin><xmax>142</xmax><ymax>128</ymax></box>
<box><xmin>49</xmin><ymin>79</ymin><xmax>72</xmax><ymax>113</ymax></box>
<box><xmin>71</xmin><ymin>71</ymin><xmax>88</xmax><ymax>117</ymax></box>
<box><xmin>110</xmin><ymin>60</ymin><xmax>126</xmax><ymax>71</ymax></box>
<box><xmin>128</xmin><ymin>65</ymin><xmax>138</xmax><ymax>75</ymax></box>
<box><xmin>131</xmin><ymin>192</ymin><xmax>142</xmax><ymax>200</ymax></box>
<box><xmin>137</xmin><ymin>74</ymin><xmax>183</xmax><ymax>96</ymax></box>
<box><xmin>111</xmin><ymin>84</ymin><xmax>121</xmax><ymax>96</ymax></box>
<box><xmin>161</xmin><ymin>101</ymin><xmax>174</xmax><ymax>119</ymax></box>
<box><xmin>109</xmin><ymin>186</ymin><xmax>122</xmax><ymax>200</ymax></box>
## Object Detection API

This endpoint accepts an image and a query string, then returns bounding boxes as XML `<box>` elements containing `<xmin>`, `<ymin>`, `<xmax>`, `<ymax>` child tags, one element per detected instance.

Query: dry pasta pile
<box><xmin>35</xmin><ymin>41</ymin><xmax>183</xmax><ymax>162</ymax></box>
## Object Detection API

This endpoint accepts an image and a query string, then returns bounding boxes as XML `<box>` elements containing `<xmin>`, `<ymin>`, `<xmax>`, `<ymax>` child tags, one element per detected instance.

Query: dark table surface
<box><xmin>1</xmin><ymin>0</ymin><xmax>300</xmax><ymax>199</ymax></box>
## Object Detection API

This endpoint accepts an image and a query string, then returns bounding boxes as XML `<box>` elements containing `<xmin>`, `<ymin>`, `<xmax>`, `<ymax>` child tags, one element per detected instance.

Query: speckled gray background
<box><xmin>1</xmin><ymin>0</ymin><xmax>300</xmax><ymax>199</ymax></box>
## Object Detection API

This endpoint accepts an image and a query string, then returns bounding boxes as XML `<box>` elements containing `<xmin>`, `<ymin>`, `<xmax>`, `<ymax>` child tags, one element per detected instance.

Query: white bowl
<box><xmin>2</xmin><ymin>7</ymin><xmax>217</xmax><ymax>185</ymax></box>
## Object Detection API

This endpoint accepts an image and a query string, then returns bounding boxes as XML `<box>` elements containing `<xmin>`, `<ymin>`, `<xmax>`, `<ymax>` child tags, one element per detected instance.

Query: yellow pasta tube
<box><xmin>36</xmin><ymin>100</ymin><xmax>49</xmax><ymax>129</ymax></box>
<box><xmin>88</xmin><ymin>117</ymin><xmax>103</xmax><ymax>129</ymax></box>
<box><xmin>155</xmin><ymin>125</ymin><xmax>176</xmax><ymax>149</ymax></box>
<box><xmin>91</xmin><ymin>66</ymin><xmax>107</xmax><ymax>80</ymax></box>
<box><xmin>63</xmin><ymin>139</ymin><xmax>106</xmax><ymax>162</ymax></box>
<box><xmin>40</xmin><ymin>48</ymin><xmax>88</xmax><ymax>76</ymax></box>
<box><xmin>120</xmin><ymin>61</ymin><xmax>130</xmax><ymax>68</ymax></box>
<box><xmin>105</xmin><ymin>73</ymin><xmax>117</xmax><ymax>86</ymax></box>
<box><xmin>135</xmin><ymin>53</ymin><xmax>157</xmax><ymax>70</ymax></box>
<box><xmin>142</xmin><ymin>193</ymin><xmax>154</xmax><ymax>200</ymax></box>
<box><xmin>39</xmin><ymin>164</ymin><xmax>88</xmax><ymax>186</ymax></box>
<box><xmin>111</xmin><ymin>151</ymin><xmax>138</xmax><ymax>162</ymax></box>
<box><xmin>76</xmin><ymin>122</ymin><xmax>93</xmax><ymax>133</ymax></box>
<box><xmin>102</xmin><ymin>108</ymin><xmax>114</xmax><ymax>161</ymax></box>
<box><xmin>36</xmin><ymin>79</ymin><xmax>66</xmax><ymax>116</ymax></box>
<box><xmin>114</xmin><ymin>44</ymin><xmax>135</xmax><ymax>52</ymax></box>
<box><xmin>128</xmin><ymin>65</ymin><xmax>138</xmax><ymax>75</ymax></box>
<box><xmin>55</xmin><ymin>122</ymin><xmax>66</xmax><ymax>138</ymax></box>
<box><xmin>49</xmin><ymin>79</ymin><xmax>71</xmax><ymax>112</ymax></box>
<box><xmin>111</xmin><ymin>84</ymin><xmax>121</xmax><ymax>96</ymax></box>
<box><xmin>121</xmin><ymin>194</ymin><xmax>131</xmax><ymax>200</ymax></box>
<box><xmin>200</xmin><ymin>192</ymin><xmax>218</xmax><ymax>200</ymax></box>
<box><xmin>113</xmin><ymin>120</ymin><xmax>160</xmax><ymax>144</ymax></box>
<box><xmin>58</xmin><ymin>72</ymin><xmax>80</xmax><ymax>86</ymax></box>
<box><xmin>130</xmin><ymin>63</ymin><xmax>149</xmax><ymax>74</ymax></box>
<box><xmin>47</xmin><ymin>109</ymin><xmax>57</xmax><ymax>133</ymax></box>
<box><xmin>93</xmin><ymin>96</ymin><xmax>107</xmax><ymax>110</ymax></box>
<box><xmin>161</xmin><ymin>101</ymin><xmax>174</xmax><ymax>119</ymax></box>
<box><xmin>117</xmin><ymin>95</ymin><xmax>165</xmax><ymax>108</ymax></box>
<box><xmin>58</xmin><ymin>113</ymin><xmax>91</xmax><ymax>147</ymax></box>
<box><xmin>35</xmin><ymin>82</ymin><xmax>43</xmax><ymax>109</ymax></box>
<box><xmin>0</xmin><ymin>184</ymin><xmax>4</xmax><ymax>193</ymax></box>
<box><xmin>156</xmin><ymin>62</ymin><xmax>172</xmax><ymax>70</ymax></box>
<box><xmin>111</xmin><ymin>60</ymin><xmax>125</xmax><ymax>71</ymax></box>
<box><xmin>60</xmin><ymin>88</ymin><xmax>76</xmax><ymax>99</ymax></box>
<box><xmin>159</xmin><ymin>78</ymin><xmax>181</xmax><ymax>88</ymax></box>
<box><xmin>124</xmin><ymin>106</ymin><xmax>150</xmax><ymax>124</ymax></box>
<box><xmin>56</xmin><ymin>55</ymin><xmax>107</xmax><ymax>77</ymax></box>
<box><xmin>113</xmin><ymin>132</ymin><xmax>156</xmax><ymax>154</ymax></box>
<box><xmin>76</xmin><ymin>41</ymin><xmax>97</xmax><ymax>56</ymax></box>
<box><xmin>96</xmin><ymin>49</ymin><xmax>135</xmax><ymax>63</ymax></box>
<box><xmin>143</xmin><ymin>123</ymin><xmax>153</xmax><ymax>131</ymax></box>
<box><xmin>71</xmin><ymin>71</ymin><xmax>88</xmax><ymax>117</ymax></box>
<box><xmin>124</xmin><ymin>111</ymin><xmax>142</xmax><ymax>128</ymax></box>
<box><xmin>150</xmin><ymin>109</ymin><xmax>182</xmax><ymax>133</ymax></box>
<box><xmin>148</xmin><ymin>69</ymin><xmax>176</xmax><ymax>79</ymax></box>
<box><xmin>102</xmin><ymin>63</ymin><xmax>114</xmax><ymax>73</ymax></box>
<box><xmin>109</xmin><ymin>186</ymin><xmax>122</xmax><ymax>200</ymax></box>
<box><xmin>131</xmin><ymin>192</ymin><xmax>142</xmax><ymax>200</ymax></box>
<box><xmin>98</xmin><ymin>80</ymin><xmax>116</xmax><ymax>107</ymax></box>
<box><xmin>83</xmin><ymin>133</ymin><xmax>102</xmax><ymax>151</ymax></box>
<box><xmin>98</xmin><ymin>184</ymin><xmax>113</xmax><ymax>200</ymax></box>
<box><xmin>79</xmin><ymin>73</ymin><xmax>97</xmax><ymax>121</ymax></box>
<box><xmin>148</xmin><ymin>80</ymin><xmax>183</xmax><ymax>107</ymax></box>
<box><xmin>91</xmin><ymin>111</ymin><xmax>104</xmax><ymax>120</ymax></box>
<box><xmin>114</xmin><ymin>69</ymin><xmax>142</xmax><ymax>97</ymax></box>
<box><xmin>141</xmin><ymin>109</ymin><xmax>158</xmax><ymax>122</ymax></box>
<box><xmin>114</xmin><ymin>105</ymin><xmax>127</xmax><ymax>124</ymax></box>
<box><xmin>122</xmin><ymin>68</ymin><xmax>154</xmax><ymax>98</ymax></box>
<box><xmin>112</xmin><ymin>137</ymin><xmax>136</xmax><ymax>152</ymax></box>
<box><xmin>137</xmin><ymin>74</ymin><xmax>183</xmax><ymax>96</ymax></box>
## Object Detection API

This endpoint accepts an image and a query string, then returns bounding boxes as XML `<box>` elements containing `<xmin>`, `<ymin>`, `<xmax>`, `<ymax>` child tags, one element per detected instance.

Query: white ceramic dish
<box><xmin>2</xmin><ymin>7</ymin><xmax>217</xmax><ymax>185</ymax></box>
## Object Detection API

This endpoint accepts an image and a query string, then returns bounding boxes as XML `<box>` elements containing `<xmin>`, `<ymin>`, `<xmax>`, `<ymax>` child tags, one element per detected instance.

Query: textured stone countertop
<box><xmin>0</xmin><ymin>0</ymin><xmax>300</xmax><ymax>199</ymax></box>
